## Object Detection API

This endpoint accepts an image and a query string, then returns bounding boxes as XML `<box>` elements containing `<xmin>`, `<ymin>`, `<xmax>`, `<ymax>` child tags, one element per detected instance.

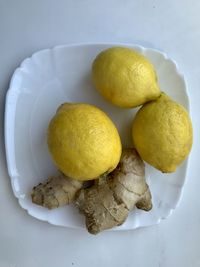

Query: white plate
<box><xmin>5</xmin><ymin>43</ymin><xmax>190</xmax><ymax>230</ymax></box>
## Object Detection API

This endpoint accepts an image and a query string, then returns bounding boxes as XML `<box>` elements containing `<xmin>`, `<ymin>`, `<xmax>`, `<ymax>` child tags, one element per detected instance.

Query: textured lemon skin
<box><xmin>92</xmin><ymin>47</ymin><xmax>161</xmax><ymax>108</ymax></box>
<box><xmin>132</xmin><ymin>93</ymin><xmax>193</xmax><ymax>173</ymax></box>
<box><xmin>48</xmin><ymin>103</ymin><xmax>122</xmax><ymax>180</ymax></box>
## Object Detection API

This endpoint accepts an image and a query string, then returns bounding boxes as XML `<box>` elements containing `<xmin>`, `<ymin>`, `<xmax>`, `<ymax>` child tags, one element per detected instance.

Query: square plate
<box><xmin>5</xmin><ymin>43</ymin><xmax>190</xmax><ymax>230</ymax></box>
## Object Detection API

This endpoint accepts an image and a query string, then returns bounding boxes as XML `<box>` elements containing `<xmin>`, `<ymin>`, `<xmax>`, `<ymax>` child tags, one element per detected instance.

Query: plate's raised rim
<box><xmin>4</xmin><ymin>42</ymin><xmax>190</xmax><ymax>231</ymax></box>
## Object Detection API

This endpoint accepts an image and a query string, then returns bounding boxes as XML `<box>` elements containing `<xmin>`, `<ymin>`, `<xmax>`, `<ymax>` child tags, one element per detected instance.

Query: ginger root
<box><xmin>31</xmin><ymin>148</ymin><xmax>152</xmax><ymax>234</ymax></box>
<box><xmin>76</xmin><ymin>148</ymin><xmax>152</xmax><ymax>234</ymax></box>
<box><xmin>31</xmin><ymin>173</ymin><xmax>83</xmax><ymax>209</ymax></box>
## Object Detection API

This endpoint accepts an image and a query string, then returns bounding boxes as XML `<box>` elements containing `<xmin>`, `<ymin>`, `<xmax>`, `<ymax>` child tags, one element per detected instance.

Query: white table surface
<box><xmin>0</xmin><ymin>1</ymin><xmax>200</xmax><ymax>266</ymax></box>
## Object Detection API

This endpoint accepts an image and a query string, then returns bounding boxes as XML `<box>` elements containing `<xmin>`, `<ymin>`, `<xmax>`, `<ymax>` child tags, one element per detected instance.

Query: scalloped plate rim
<box><xmin>4</xmin><ymin>42</ymin><xmax>190</xmax><ymax>231</ymax></box>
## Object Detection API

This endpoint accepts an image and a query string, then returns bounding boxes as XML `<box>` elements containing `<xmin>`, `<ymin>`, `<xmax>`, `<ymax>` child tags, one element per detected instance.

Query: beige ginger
<box><xmin>76</xmin><ymin>149</ymin><xmax>152</xmax><ymax>234</ymax></box>
<box><xmin>31</xmin><ymin>149</ymin><xmax>152</xmax><ymax>234</ymax></box>
<box><xmin>31</xmin><ymin>173</ymin><xmax>83</xmax><ymax>209</ymax></box>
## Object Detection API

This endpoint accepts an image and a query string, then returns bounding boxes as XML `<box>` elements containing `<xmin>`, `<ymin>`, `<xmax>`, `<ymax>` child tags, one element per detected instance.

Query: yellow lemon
<box><xmin>132</xmin><ymin>93</ymin><xmax>193</xmax><ymax>172</ymax></box>
<box><xmin>48</xmin><ymin>103</ymin><xmax>122</xmax><ymax>180</ymax></box>
<box><xmin>92</xmin><ymin>47</ymin><xmax>160</xmax><ymax>108</ymax></box>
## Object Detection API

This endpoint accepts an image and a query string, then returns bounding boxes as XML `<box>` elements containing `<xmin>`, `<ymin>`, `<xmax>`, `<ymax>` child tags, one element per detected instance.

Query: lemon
<box><xmin>132</xmin><ymin>93</ymin><xmax>193</xmax><ymax>172</ymax></box>
<box><xmin>48</xmin><ymin>103</ymin><xmax>122</xmax><ymax>180</ymax></box>
<box><xmin>92</xmin><ymin>47</ymin><xmax>160</xmax><ymax>108</ymax></box>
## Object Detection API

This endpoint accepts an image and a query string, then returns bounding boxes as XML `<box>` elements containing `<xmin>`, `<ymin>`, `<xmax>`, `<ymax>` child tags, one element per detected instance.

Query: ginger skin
<box><xmin>31</xmin><ymin>173</ymin><xmax>83</xmax><ymax>209</ymax></box>
<box><xmin>31</xmin><ymin>148</ymin><xmax>152</xmax><ymax>234</ymax></box>
<box><xmin>76</xmin><ymin>149</ymin><xmax>152</xmax><ymax>234</ymax></box>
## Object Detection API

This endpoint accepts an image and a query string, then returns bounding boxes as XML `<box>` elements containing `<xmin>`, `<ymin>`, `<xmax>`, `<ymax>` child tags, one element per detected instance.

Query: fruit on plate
<box><xmin>132</xmin><ymin>93</ymin><xmax>193</xmax><ymax>173</ymax></box>
<box><xmin>47</xmin><ymin>103</ymin><xmax>122</xmax><ymax>180</ymax></box>
<box><xmin>92</xmin><ymin>47</ymin><xmax>160</xmax><ymax>108</ymax></box>
<box><xmin>31</xmin><ymin>149</ymin><xmax>152</xmax><ymax>234</ymax></box>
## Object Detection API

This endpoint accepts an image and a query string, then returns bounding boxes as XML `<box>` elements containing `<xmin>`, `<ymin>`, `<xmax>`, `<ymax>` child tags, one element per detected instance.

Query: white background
<box><xmin>0</xmin><ymin>1</ymin><xmax>200</xmax><ymax>266</ymax></box>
